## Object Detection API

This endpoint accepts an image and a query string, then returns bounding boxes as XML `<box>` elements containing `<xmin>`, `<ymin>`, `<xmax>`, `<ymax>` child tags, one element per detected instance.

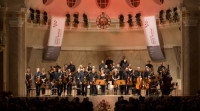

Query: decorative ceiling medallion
<box><xmin>96</xmin><ymin>0</ymin><xmax>110</xmax><ymax>9</ymax></box>
<box><xmin>126</xmin><ymin>0</ymin><xmax>140</xmax><ymax>8</ymax></box>
<box><xmin>66</xmin><ymin>0</ymin><xmax>81</xmax><ymax>8</ymax></box>
<box><xmin>96</xmin><ymin>12</ymin><xmax>111</xmax><ymax>29</ymax></box>
<box><xmin>43</xmin><ymin>0</ymin><xmax>47</xmax><ymax>4</ymax></box>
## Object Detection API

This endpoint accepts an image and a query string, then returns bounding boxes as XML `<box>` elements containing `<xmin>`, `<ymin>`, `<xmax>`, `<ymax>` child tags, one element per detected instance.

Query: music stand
<box><xmin>116</xmin><ymin>80</ymin><xmax>126</xmax><ymax>85</ymax></box>
<box><xmin>95</xmin><ymin>80</ymin><xmax>106</xmax><ymax>85</ymax></box>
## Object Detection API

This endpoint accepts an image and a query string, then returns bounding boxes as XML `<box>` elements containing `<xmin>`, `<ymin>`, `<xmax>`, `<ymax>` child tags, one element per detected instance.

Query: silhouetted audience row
<box><xmin>115</xmin><ymin>95</ymin><xmax>200</xmax><ymax>111</ymax></box>
<box><xmin>0</xmin><ymin>91</ymin><xmax>93</xmax><ymax>111</ymax></box>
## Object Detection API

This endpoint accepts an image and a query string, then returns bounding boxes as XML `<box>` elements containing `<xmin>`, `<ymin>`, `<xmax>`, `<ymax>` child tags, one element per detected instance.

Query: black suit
<box><xmin>67</xmin><ymin>73</ymin><xmax>73</xmax><ymax>95</ymax></box>
<box><xmin>34</xmin><ymin>72</ymin><xmax>41</xmax><ymax>96</ymax></box>
<box><xmin>55</xmin><ymin>72</ymin><xmax>64</xmax><ymax>96</ymax></box>
<box><xmin>89</xmin><ymin>72</ymin><xmax>98</xmax><ymax>95</ymax></box>
<box><xmin>82</xmin><ymin>71</ymin><xmax>89</xmax><ymax>96</ymax></box>
<box><xmin>75</xmin><ymin>72</ymin><xmax>82</xmax><ymax>95</ymax></box>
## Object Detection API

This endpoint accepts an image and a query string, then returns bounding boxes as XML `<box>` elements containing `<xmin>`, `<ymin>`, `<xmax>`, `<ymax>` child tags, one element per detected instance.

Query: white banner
<box><xmin>143</xmin><ymin>16</ymin><xmax>160</xmax><ymax>47</ymax></box>
<box><xmin>48</xmin><ymin>16</ymin><xmax>66</xmax><ymax>47</ymax></box>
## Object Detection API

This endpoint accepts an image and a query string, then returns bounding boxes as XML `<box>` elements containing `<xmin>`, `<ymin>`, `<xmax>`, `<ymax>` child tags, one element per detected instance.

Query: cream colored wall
<box><xmin>26</xmin><ymin>25</ymin><xmax>181</xmax><ymax>50</ymax></box>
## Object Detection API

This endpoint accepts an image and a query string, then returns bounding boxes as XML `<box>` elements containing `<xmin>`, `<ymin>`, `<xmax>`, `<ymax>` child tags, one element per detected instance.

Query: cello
<box><xmin>136</xmin><ymin>76</ymin><xmax>142</xmax><ymax>89</ymax></box>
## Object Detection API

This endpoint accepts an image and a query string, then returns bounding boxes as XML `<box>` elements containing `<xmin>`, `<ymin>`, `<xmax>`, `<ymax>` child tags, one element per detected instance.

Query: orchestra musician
<box><xmin>134</xmin><ymin>67</ymin><xmax>143</xmax><ymax>95</ymax></box>
<box><xmin>112</xmin><ymin>69</ymin><xmax>120</xmax><ymax>95</ymax></box>
<box><xmin>104</xmin><ymin>65</ymin><xmax>110</xmax><ymax>89</ymax></box>
<box><xmin>89</xmin><ymin>69</ymin><xmax>98</xmax><ymax>95</ymax></box>
<box><xmin>144</xmin><ymin>68</ymin><xmax>154</xmax><ymax>96</ymax></box>
<box><xmin>157</xmin><ymin>62</ymin><xmax>166</xmax><ymax>75</ymax></box>
<box><xmin>67</xmin><ymin>61</ymin><xmax>76</xmax><ymax>73</ymax></box>
<box><xmin>99</xmin><ymin>60</ymin><xmax>105</xmax><ymax>72</ymax></box>
<box><xmin>122</xmin><ymin>67</ymin><xmax>131</xmax><ymax>95</ymax></box>
<box><xmin>49</xmin><ymin>67</ymin><xmax>57</xmax><ymax>95</ymax></box>
<box><xmin>130</xmin><ymin>70</ymin><xmax>136</xmax><ymax>95</ymax></box>
<box><xmin>87</xmin><ymin>63</ymin><xmax>92</xmax><ymax>73</ymax></box>
<box><xmin>145</xmin><ymin>60</ymin><xmax>153</xmax><ymax>70</ymax></box>
<box><xmin>41</xmin><ymin>68</ymin><xmax>47</xmax><ymax>95</ymax></box>
<box><xmin>161</xmin><ymin>67</ymin><xmax>173</xmax><ymax>95</ymax></box>
<box><xmin>120</xmin><ymin>56</ymin><xmax>126</xmax><ymax>67</ymax></box>
<box><xmin>34</xmin><ymin>68</ymin><xmax>42</xmax><ymax>96</ymax></box>
<box><xmin>75</xmin><ymin>68</ymin><xmax>82</xmax><ymax>95</ymax></box>
<box><xmin>121</xmin><ymin>59</ymin><xmax>129</xmax><ymax>70</ymax></box>
<box><xmin>62</xmin><ymin>65</ymin><xmax>68</xmax><ymax>95</ymax></box>
<box><xmin>66</xmin><ymin>69</ymin><xmax>73</xmax><ymax>96</ymax></box>
<box><xmin>100</xmin><ymin>70</ymin><xmax>107</xmax><ymax>95</ymax></box>
<box><xmin>55</xmin><ymin>68</ymin><xmax>63</xmax><ymax>96</ymax></box>
<box><xmin>25</xmin><ymin>68</ymin><xmax>32</xmax><ymax>96</ymax></box>
<box><xmin>82</xmin><ymin>67</ymin><xmax>89</xmax><ymax>96</ymax></box>
<box><xmin>106</xmin><ymin>56</ymin><xmax>113</xmax><ymax>70</ymax></box>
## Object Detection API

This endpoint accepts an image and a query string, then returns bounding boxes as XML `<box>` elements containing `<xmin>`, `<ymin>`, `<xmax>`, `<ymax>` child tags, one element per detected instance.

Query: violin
<box><xmin>84</xmin><ymin>77</ymin><xmax>88</xmax><ymax>85</ymax></box>
<box><xmin>127</xmin><ymin>77</ymin><xmax>132</xmax><ymax>85</ymax></box>
<box><xmin>92</xmin><ymin>78</ymin><xmax>96</xmax><ymax>85</ymax></box>
<box><xmin>42</xmin><ymin>82</ymin><xmax>45</xmax><ymax>88</ymax></box>
<box><xmin>36</xmin><ymin>77</ymin><xmax>40</xmax><ymax>84</ymax></box>
<box><xmin>68</xmin><ymin>77</ymin><xmax>73</xmax><ymax>85</ymax></box>
<box><xmin>59</xmin><ymin>78</ymin><xmax>63</xmax><ymax>85</ymax></box>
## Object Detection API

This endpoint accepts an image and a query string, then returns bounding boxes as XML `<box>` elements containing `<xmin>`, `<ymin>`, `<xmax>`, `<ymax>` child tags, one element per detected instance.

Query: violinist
<box><xmin>56</xmin><ymin>68</ymin><xmax>63</xmax><ymax>96</ymax></box>
<box><xmin>82</xmin><ymin>67</ymin><xmax>89</xmax><ymax>96</ymax></box>
<box><xmin>130</xmin><ymin>70</ymin><xmax>136</xmax><ymax>95</ymax></box>
<box><xmin>67</xmin><ymin>69</ymin><xmax>73</xmax><ymax>96</ymax></box>
<box><xmin>41</xmin><ymin>68</ymin><xmax>47</xmax><ymax>95</ymax></box>
<box><xmin>89</xmin><ymin>69</ymin><xmax>98</xmax><ymax>95</ymax></box>
<box><xmin>62</xmin><ymin>65</ymin><xmax>68</xmax><ymax>95</ymax></box>
<box><xmin>100</xmin><ymin>69</ymin><xmax>107</xmax><ymax>95</ymax></box>
<box><xmin>49</xmin><ymin>67</ymin><xmax>56</xmax><ymax>95</ymax></box>
<box><xmin>144</xmin><ymin>68</ymin><xmax>154</xmax><ymax>96</ymax></box>
<box><xmin>34</xmin><ymin>68</ymin><xmax>41</xmax><ymax>96</ymax></box>
<box><xmin>75</xmin><ymin>68</ymin><xmax>82</xmax><ymax>95</ymax></box>
<box><xmin>123</xmin><ymin>67</ymin><xmax>130</xmax><ymax>95</ymax></box>
<box><xmin>25</xmin><ymin>68</ymin><xmax>32</xmax><ymax>96</ymax></box>
<box><xmin>112</xmin><ymin>69</ymin><xmax>120</xmax><ymax>95</ymax></box>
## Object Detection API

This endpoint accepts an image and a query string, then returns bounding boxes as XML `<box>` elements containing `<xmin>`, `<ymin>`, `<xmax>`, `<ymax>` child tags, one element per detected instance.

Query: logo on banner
<box><xmin>53</xmin><ymin>20</ymin><xmax>58</xmax><ymax>28</ymax></box>
<box><xmin>55</xmin><ymin>29</ymin><xmax>61</xmax><ymax>45</ymax></box>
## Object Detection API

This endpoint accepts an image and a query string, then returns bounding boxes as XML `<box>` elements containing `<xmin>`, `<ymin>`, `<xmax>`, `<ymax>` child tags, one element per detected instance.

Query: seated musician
<box><xmin>89</xmin><ymin>69</ymin><xmax>98</xmax><ymax>95</ymax></box>
<box><xmin>100</xmin><ymin>70</ymin><xmax>107</xmax><ymax>95</ymax></box>
<box><xmin>34</xmin><ymin>68</ymin><xmax>42</xmax><ymax>96</ymax></box>
<box><xmin>75</xmin><ymin>68</ymin><xmax>82</xmax><ymax>95</ymax></box>
<box><xmin>25</xmin><ymin>68</ymin><xmax>32</xmax><ymax>96</ymax></box>
<box><xmin>82</xmin><ymin>67</ymin><xmax>89</xmax><ymax>96</ymax></box>
<box><xmin>66</xmin><ymin>69</ymin><xmax>73</xmax><ymax>96</ymax></box>
<box><xmin>112</xmin><ymin>69</ymin><xmax>120</xmax><ymax>95</ymax></box>
<box><xmin>134</xmin><ymin>67</ymin><xmax>143</xmax><ymax>96</ymax></box>
<box><xmin>41</xmin><ymin>68</ymin><xmax>47</xmax><ymax>96</ymax></box>
<box><xmin>55</xmin><ymin>68</ymin><xmax>64</xmax><ymax>96</ymax></box>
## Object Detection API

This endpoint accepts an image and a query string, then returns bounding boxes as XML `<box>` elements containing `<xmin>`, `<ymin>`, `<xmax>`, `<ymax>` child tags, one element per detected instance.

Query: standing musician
<box><xmin>105</xmin><ymin>56</ymin><xmax>113</xmax><ymax>70</ymax></box>
<box><xmin>34</xmin><ymin>68</ymin><xmax>42</xmax><ymax>96</ymax></box>
<box><xmin>25</xmin><ymin>68</ymin><xmax>32</xmax><ymax>96</ymax></box>
<box><xmin>121</xmin><ymin>59</ymin><xmax>129</xmax><ymax>70</ymax></box>
<box><xmin>41</xmin><ymin>68</ymin><xmax>47</xmax><ymax>95</ymax></box>
<box><xmin>145</xmin><ymin>60</ymin><xmax>153</xmax><ymax>70</ymax></box>
<box><xmin>130</xmin><ymin>70</ymin><xmax>136</xmax><ymax>95</ymax></box>
<box><xmin>82</xmin><ymin>67</ymin><xmax>89</xmax><ymax>96</ymax></box>
<box><xmin>104</xmin><ymin>65</ymin><xmax>110</xmax><ymax>89</ymax></box>
<box><xmin>122</xmin><ymin>67</ymin><xmax>130</xmax><ymax>95</ymax></box>
<box><xmin>112</xmin><ymin>69</ymin><xmax>120</xmax><ymax>95</ymax></box>
<box><xmin>67</xmin><ymin>61</ymin><xmax>76</xmax><ymax>73</ymax></box>
<box><xmin>100</xmin><ymin>70</ymin><xmax>107</xmax><ymax>95</ymax></box>
<box><xmin>99</xmin><ymin>60</ymin><xmax>105</xmax><ymax>72</ymax></box>
<box><xmin>161</xmin><ymin>67</ymin><xmax>173</xmax><ymax>95</ymax></box>
<box><xmin>75</xmin><ymin>68</ymin><xmax>82</xmax><ymax>95</ymax></box>
<box><xmin>62</xmin><ymin>65</ymin><xmax>68</xmax><ymax>95</ymax></box>
<box><xmin>87</xmin><ymin>63</ymin><xmax>92</xmax><ymax>73</ymax></box>
<box><xmin>49</xmin><ymin>67</ymin><xmax>57</xmax><ymax>95</ymax></box>
<box><xmin>134</xmin><ymin>67</ymin><xmax>143</xmax><ymax>95</ymax></box>
<box><xmin>55</xmin><ymin>68</ymin><xmax>63</xmax><ymax>96</ymax></box>
<box><xmin>157</xmin><ymin>62</ymin><xmax>166</xmax><ymax>75</ymax></box>
<box><xmin>66</xmin><ymin>69</ymin><xmax>73</xmax><ymax>96</ymax></box>
<box><xmin>144</xmin><ymin>68</ymin><xmax>154</xmax><ymax>96</ymax></box>
<box><xmin>89</xmin><ymin>69</ymin><xmax>98</xmax><ymax>95</ymax></box>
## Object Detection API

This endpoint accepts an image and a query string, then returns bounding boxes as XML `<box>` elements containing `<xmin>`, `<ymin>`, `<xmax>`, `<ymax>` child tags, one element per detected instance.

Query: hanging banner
<box><xmin>44</xmin><ymin>16</ymin><xmax>66</xmax><ymax>61</ymax></box>
<box><xmin>143</xmin><ymin>16</ymin><xmax>165</xmax><ymax>60</ymax></box>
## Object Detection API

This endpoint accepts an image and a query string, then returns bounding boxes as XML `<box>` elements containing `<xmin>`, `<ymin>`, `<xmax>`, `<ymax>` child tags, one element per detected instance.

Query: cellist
<box><xmin>112</xmin><ymin>68</ymin><xmax>120</xmax><ymax>95</ymax></box>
